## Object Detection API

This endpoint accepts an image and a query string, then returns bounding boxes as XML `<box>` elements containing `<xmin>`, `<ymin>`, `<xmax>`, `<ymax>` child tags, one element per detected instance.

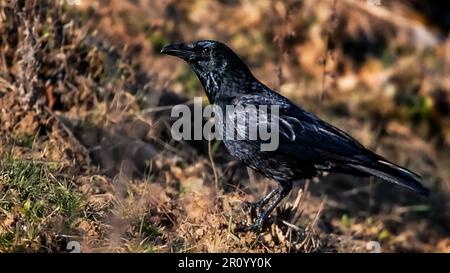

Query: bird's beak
<box><xmin>161</xmin><ymin>43</ymin><xmax>196</xmax><ymax>62</ymax></box>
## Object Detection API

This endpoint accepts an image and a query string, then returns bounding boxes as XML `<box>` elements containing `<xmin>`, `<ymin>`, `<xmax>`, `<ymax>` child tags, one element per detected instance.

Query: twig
<box><xmin>342</xmin><ymin>0</ymin><xmax>440</xmax><ymax>46</ymax></box>
<box><xmin>291</xmin><ymin>188</ymin><xmax>306</xmax><ymax>224</ymax></box>
<box><xmin>208</xmin><ymin>139</ymin><xmax>219</xmax><ymax>194</ymax></box>
<box><xmin>367</xmin><ymin>117</ymin><xmax>384</xmax><ymax>211</ymax></box>
<box><xmin>140</xmin><ymin>99</ymin><xmax>194</xmax><ymax>114</ymax></box>
<box><xmin>271</xmin><ymin>0</ymin><xmax>297</xmax><ymax>89</ymax></box>
<box><xmin>246</xmin><ymin>167</ymin><xmax>256</xmax><ymax>188</ymax></box>
<box><xmin>300</xmin><ymin>197</ymin><xmax>326</xmax><ymax>251</ymax></box>
<box><xmin>319</xmin><ymin>0</ymin><xmax>338</xmax><ymax>113</ymax></box>
<box><xmin>281</xmin><ymin>220</ymin><xmax>301</xmax><ymax>232</ymax></box>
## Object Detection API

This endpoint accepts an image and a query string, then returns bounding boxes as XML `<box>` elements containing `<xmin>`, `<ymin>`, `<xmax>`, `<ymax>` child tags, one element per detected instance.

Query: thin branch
<box><xmin>208</xmin><ymin>139</ymin><xmax>219</xmax><ymax>194</ymax></box>
<box><xmin>319</xmin><ymin>0</ymin><xmax>338</xmax><ymax>113</ymax></box>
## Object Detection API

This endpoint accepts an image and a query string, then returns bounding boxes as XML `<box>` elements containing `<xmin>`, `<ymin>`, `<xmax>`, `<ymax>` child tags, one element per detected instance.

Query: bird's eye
<box><xmin>201</xmin><ymin>48</ymin><xmax>210</xmax><ymax>57</ymax></box>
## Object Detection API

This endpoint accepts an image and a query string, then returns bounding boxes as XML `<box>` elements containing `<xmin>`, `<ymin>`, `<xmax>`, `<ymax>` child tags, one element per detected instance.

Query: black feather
<box><xmin>347</xmin><ymin>160</ymin><xmax>430</xmax><ymax>196</ymax></box>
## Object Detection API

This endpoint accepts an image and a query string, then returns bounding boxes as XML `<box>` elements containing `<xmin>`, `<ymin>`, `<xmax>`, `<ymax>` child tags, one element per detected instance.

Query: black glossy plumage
<box><xmin>161</xmin><ymin>40</ymin><xmax>429</xmax><ymax>230</ymax></box>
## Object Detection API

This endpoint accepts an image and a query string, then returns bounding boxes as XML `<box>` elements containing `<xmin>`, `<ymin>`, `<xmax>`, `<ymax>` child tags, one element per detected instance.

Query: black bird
<box><xmin>161</xmin><ymin>40</ymin><xmax>429</xmax><ymax>230</ymax></box>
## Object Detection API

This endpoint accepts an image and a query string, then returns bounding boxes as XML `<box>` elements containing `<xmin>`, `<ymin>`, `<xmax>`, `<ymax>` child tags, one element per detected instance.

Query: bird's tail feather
<box><xmin>347</xmin><ymin>159</ymin><xmax>430</xmax><ymax>196</ymax></box>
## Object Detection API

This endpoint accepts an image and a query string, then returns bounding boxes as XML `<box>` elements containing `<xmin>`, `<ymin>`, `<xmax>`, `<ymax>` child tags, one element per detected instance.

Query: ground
<box><xmin>0</xmin><ymin>0</ymin><xmax>449</xmax><ymax>252</ymax></box>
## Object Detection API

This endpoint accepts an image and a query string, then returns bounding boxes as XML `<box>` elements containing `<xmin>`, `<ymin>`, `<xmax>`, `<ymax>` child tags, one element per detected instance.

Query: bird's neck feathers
<box><xmin>193</xmin><ymin>56</ymin><xmax>255</xmax><ymax>104</ymax></box>
<box><xmin>195</xmin><ymin>71</ymin><xmax>222</xmax><ymax>103</ymax></box>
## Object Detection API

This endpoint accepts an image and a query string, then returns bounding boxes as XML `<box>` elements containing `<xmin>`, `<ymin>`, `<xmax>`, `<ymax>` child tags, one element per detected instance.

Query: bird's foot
<box><xmin>240</xmin><ymin>201</ymin><xmax>264</xmax><ymax>232</ymax></box>
<box><xmin>245</xmin><ymin>215</ymin><xmax>266</xmax><ymax>232</ymax></box>
<box><xmin>243</xmin><ymin>223</ymin><xmax>262</xmax><ymax>233</ymax></box>
<box><xmin>242</xmin><ymin>200</ymin><xmax>263</xmax><ymax>216</ymax></box>
<box><xmin>239</xmin><ymin>185</ymin><xmax>291</xmax><ymax>233</ymax></box>
<box><xmin>236</xmin><ymin>216</ymin><xmax>264</xmax><ymax>233</ymax></box>
<box><xmin>235</xmin><ymin>207</ymin><xmax>268</xmax><ymax>233</ymax></box>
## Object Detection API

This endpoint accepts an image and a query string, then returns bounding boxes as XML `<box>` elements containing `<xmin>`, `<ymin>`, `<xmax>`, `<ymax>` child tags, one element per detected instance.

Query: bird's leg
<box><xmin>246</xmin><ymin>181</ymin><xmax>293</xmax><ymax>232</ymax></box>
<box><xmin>244</xmin><ymin>186</ymin><xmax>279</xmax><ymax>213</ymax></box>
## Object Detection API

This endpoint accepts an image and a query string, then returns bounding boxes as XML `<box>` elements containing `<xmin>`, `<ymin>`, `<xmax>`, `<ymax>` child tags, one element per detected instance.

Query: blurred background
<box><xmin>0</xmin><ymin>0</ymin><xmax>449</xmax><ymax>252</ymax></box>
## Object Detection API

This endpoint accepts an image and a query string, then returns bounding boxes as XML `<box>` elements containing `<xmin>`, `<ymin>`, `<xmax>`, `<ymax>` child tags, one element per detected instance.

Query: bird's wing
<box><xmin>231</xmin><ymin>93</ymin><xmax>429</xmax><ymax>195</ymax></box>
<box><xmin>232</xmin><ymin>94</ymin><xmax>371</xmax><ymax>163</ymax></box>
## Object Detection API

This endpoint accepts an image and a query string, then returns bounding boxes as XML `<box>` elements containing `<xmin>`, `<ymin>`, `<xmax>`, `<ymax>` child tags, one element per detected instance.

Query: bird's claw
<box><xmin>242</xmin><ymin>201</ymin><xmax>263</xmax><ymax>215</ymax></box>
<box><xmin>246</xmin><ymin>216</ymin><xmax>266</xmax><ymax>232</ymax></box>
<box><xmin>243</xmin><ymin>223</ymin><xmax>262</xmax><ymax>232</ymax></box>
<box><xmin>238</xmin><ymin>205</ymin><xmax>266</xmax><ymax>233</ymax></box>
<box><xmin>236</xmin><ymin>218</ymin><xmax>263</xmax><ymax>233</ymax></box>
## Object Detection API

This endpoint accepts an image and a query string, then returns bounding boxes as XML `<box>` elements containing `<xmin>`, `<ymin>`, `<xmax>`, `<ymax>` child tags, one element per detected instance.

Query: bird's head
<box><xmin>161</xmin><ymin>40</ymin><xmax>252</xmax><ymax>78</ymax></box>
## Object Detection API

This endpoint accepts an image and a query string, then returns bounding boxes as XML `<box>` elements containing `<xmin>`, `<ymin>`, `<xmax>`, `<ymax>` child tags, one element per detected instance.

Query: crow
<box><xmin>161</xmin><ymin>40</ymin><xmax>429</xmax><ymax>231</ymax></box>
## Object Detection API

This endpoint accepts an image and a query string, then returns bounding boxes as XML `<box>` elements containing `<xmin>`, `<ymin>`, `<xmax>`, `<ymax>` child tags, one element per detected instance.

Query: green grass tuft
<box><xmin>0</xmin><ymin>157</ymin><xmax>85</xmax><ymax>252</ymax></box>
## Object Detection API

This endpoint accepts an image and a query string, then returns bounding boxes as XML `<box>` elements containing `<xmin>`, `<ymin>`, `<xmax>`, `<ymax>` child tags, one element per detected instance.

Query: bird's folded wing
<box><xmin>232</xmin><ymin>95</ymin><xmax>372</xmax><ymax>163</ymax></box>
